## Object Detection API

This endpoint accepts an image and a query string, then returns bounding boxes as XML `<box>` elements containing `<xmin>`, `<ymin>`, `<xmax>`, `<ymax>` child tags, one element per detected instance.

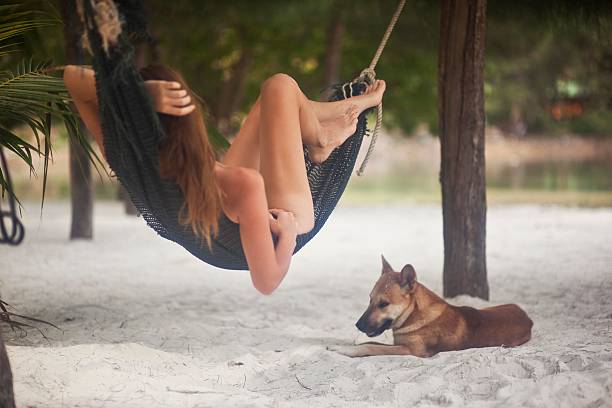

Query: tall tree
<box><xmin>214</xmin><ymin>44</ymin><xmax>253</xmax><ymax>134</ymax></box>
<box><xmin>438</xmin><ymin>0</ymin><xmax>489</xmax><ymax>299</ymax></box>
<box><xmin>61</xmin><ymin>0</ymin><xmax>94</xmax><ymax>240</ymax></box>
<box><xmin>322</xmin><ymin>5</ymin><xmax>346</xmax><ymax>89</ymax></box>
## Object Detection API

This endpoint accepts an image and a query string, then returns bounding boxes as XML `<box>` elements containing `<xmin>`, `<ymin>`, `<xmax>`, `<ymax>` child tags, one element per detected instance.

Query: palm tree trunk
<box><xmin>61</xmin><ymin>0</ymin><xmax>94</xmax><ymax>240</ymax></box>
<box><xmin>68</xmin><ymin>139</ymin><xmax>94</xmax><ymax>239</ymax></box>
<box><xmin>438</xmin><ymin>0</ymin><xmax>489</xmax><ymax>299</ymax></box>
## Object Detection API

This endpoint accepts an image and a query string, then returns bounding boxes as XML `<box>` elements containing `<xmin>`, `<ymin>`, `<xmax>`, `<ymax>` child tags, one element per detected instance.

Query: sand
<box><xmin>1</xmin><ymin>202</ymin><xmax>611</xmax><ymax>407</ymax></box>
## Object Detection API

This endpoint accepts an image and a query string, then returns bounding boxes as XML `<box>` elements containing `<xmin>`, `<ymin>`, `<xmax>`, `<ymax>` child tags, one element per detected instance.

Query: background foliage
<box><xmin>0</xmin><ymin>2</ymin><xmax>90</xmax><ymax>200</ymax></box>
<box><xmin>142</xmin><ymin>0</ymin><xmax>611</xmax><ymax>137</ymax></box>
<box><xmin>4</xmin><ymin>0</ymin><xmax>611</xmax><ymax>141</ymax></box>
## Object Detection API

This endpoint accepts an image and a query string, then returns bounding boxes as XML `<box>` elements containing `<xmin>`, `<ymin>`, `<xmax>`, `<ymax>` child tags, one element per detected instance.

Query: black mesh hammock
<box><xmin>80</xmin><ymin>0</ymin><xmax>383</xmax><ymax>270</ymax></box>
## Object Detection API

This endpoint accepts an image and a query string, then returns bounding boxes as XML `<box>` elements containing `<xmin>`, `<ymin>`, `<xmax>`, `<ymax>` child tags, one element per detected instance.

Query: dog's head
<box><xmin>355</xmin><ymin>255</ymin><xmax>417</xmax><ymax>337</ymax></box>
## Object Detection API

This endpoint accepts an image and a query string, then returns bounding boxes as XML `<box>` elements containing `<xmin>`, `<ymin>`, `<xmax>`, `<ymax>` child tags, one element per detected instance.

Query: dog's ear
<box><xmin>381</xmin><ymin>255</ymin><xmax>394</xmax><ymax>275</ymax></box>
<box><xmin>399</xmin><ymin>264</ymin><xmax>417</xmax><ymax>290</ymax></box>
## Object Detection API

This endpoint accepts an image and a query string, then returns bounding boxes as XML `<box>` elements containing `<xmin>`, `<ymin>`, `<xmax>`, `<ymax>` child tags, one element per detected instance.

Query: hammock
<box><xmin>79</xmin><ymin>0</ymin><xmax>402</xmax><ymax>270</ymax></box>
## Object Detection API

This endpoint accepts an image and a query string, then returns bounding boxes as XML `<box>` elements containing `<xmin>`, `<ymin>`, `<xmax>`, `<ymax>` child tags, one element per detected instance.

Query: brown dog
<box><xmin>330</xmin><ymin>256</ymin><xmax>533</xmax><ymax>358</ymax></box>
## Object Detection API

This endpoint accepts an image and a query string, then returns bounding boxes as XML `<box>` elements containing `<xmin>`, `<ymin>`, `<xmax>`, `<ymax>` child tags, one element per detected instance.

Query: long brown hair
<box><xmin>139</xmin><ymin>64</ymin><xmax>221</xmax><ymax>246</ymax></box>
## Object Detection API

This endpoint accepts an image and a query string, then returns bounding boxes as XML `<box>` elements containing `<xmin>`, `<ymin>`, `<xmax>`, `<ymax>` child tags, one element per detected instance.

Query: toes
<box><xmin>378</xmin><ymin>80</ymin><xmax>386</xmax><ymax>92</ymax></box>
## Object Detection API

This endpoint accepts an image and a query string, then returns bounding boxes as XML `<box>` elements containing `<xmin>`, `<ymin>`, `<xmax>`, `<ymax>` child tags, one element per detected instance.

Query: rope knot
<box><xmin>77</xmin><ymin>0</ymin><xmax>122</xmax><ymax>54</ymax></box>
<box><xmin>356</xmin><ymin>68</ymin><xmax>377</xmax><ymax>86</ymax></box>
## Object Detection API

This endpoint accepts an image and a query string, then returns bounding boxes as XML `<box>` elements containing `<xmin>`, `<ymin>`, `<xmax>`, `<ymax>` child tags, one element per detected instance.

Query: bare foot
<box><xmin>308</xmin><ymin>106</ymin><xmax>359</xmax><ymax>164</ymax></box>
<box><xmin>355</xmin><ymin>79</ymin><xmax>386</xmax><ymax>112</ymax></box>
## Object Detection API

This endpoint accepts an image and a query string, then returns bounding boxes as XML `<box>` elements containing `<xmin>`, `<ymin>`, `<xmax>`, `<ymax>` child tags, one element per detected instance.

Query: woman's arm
<box><xmin>63</xmin><ymin>65</ymin><xmax>105</xmax><ymax>155</ymax></box>
<box><xmin>63</xmin><ymin>65</ymin><xmax>195</xmax><ymax>157</ymax></box>
<box><xmin>268</xmin><ymin>208</ymin><xmax>298</xmax><ymax>274</ymax></box>
<box><xmin>222</xmin><ymin>167</ymin><xmax>297</xmax><ymax>294</ymax></box>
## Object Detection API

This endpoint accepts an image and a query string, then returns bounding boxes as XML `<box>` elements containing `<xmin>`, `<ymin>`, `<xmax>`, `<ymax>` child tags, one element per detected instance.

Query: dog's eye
<box><xmin>378</xmin><ymin>301</ymin><xmax>389</xmax><ymax>309</ymax></box>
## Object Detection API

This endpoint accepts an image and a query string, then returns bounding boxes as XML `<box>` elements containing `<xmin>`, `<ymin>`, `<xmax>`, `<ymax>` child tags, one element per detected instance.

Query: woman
<box><xmin>63</xmin><ymin>65</ymin><xmax>385</xmax><ymax>294</ymax></box>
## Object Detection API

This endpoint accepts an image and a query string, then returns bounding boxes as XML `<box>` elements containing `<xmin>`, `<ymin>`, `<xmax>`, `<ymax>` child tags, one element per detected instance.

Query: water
<box><xmin>488</xmin><ymin>159</ymin><xmax>612</xmax><ymax>192</ymax></box>
<box><xmin>348</xmin><ymin>159</ymin><xmax>612</xmax><ymax>194</ymax></box>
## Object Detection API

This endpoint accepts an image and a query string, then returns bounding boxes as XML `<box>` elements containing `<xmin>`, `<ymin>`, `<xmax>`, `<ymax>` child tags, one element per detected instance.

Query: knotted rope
<box><xmin>0</xmin><ymin>147</ymin><xmax>25</xmax><ymax>245</ymax></box>
<box><xmin>355</xmin><ymin>0</ymin><xmax>405</xmax><ymax>176</ymax></box>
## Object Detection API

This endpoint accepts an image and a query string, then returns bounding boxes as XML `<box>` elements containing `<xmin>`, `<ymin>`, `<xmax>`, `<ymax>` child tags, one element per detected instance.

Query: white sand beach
<box><xmin>1</xmin><ymin>202</ymin><xmax>611</xmax><ymax>407</ymax></box>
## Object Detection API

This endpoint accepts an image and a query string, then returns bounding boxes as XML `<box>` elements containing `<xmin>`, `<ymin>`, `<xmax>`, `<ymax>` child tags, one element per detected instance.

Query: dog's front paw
<box><xmin>326</xmin><ymin>344</ymin><xmax>361</xmax><ymax>357</ymax></box>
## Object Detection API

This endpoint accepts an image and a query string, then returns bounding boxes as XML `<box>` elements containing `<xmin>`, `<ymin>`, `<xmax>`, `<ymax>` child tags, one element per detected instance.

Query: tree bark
<box><xmin>61</xmin><ymin>0</ymin><xmax>94</xmax><ymax>240</ymax></box>
<box><xmin>68</xmin><ymin>139</ymin><xmax>94</xmax><ymax>239</ymax></box>
<box><xmin>214</xmin><ymin>48</ymin><xmax>252</xmax><ymax>135</ymax></box>
<box><xmin>0</xmin><ymin>333</ymin><xmax>15</xmax><ymax>408</ymax></box>
<box><xmin>322</xmin><ymin>7</ymin><xmax>346</xmax><ymax>89</ymax></box>
<box><xmin>438</xmin><ymin>0</ymin><xmax>489</xmax><ymax>299</ymax></box>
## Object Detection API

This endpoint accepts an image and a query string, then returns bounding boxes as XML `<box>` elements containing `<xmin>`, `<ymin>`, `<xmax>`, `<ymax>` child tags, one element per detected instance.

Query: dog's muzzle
<box><xmin>356</xmin><ymin>318</ymin><xmax>393</xmax><ymax>337</ymax></box>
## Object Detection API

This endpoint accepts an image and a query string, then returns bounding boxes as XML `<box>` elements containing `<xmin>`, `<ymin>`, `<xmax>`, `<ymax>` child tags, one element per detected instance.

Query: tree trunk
<box><xmin>322</xmin><ymin>7</ymin><xmax>346</xmax><ymax>89</ymax></box>
<box><xmin>214</xmin><ymin>48</ymin><xmax>252</xmax><ymax>135</ymax></box>
<box><xmin>61</xmin><ymin>0</ymin><xmax>94</xmax><ymax>240</ymax></box>
<box><xmin>438</xmin><ymin>0</ymin><xmax>489</xmax><ymax>299</ymax></box>
<box><xmin>0</xmin><ymin>333</ymin><xmax>15</xmax><ymax>408</ymax></box>
<box><xmin>68</xmin><ymin>139</ymin><xmax>94</xmax><ymax>239</ymax></box>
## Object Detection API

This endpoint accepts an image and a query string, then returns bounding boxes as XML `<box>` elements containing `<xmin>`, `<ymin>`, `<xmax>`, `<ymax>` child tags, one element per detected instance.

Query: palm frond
<box><xmin>0</xmin><ymin>299</ymin><xmax>61</xmax><ymax>340</ymax></box>
<box><xmin>0</xmin><ymin>60</ymin><xmax>103</xmax><ymax>204</ymax></box>
<box><xmin>0</xmin><ymin>126</ymin><xmax>38</xmax><ymax>169</ymax></box>
<box><xmin>0</xmin><ymin>4</ymin><xmax>103</xmax><ymax>205</ymax></box>
<box><xmin>0</xmin><ymin>4</ymin><xmax>60</xmax><ymax>57</ymax></box>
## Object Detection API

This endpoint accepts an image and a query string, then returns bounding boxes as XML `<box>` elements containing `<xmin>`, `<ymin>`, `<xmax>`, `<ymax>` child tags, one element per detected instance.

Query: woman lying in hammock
<box><xmin>63</xmin><ymin>65</ymin><xmax>385</xmax><ymax>294</ymax></box>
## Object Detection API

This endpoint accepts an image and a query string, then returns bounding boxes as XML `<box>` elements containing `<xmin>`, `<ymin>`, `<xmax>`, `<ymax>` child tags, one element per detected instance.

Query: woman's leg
<box><xmin>223</xmin><ymin>87</ymin><xmax>349</xmax><ymax>171</ymax></box>
<box><xmin>222</xmin><ymin>74</ymin><xmax>385</xmax><ymax>231</ymax></box>
<box><xmin>256</xmin><ymin>74</ymin><xmax>315</xmax><ymax>234</ymax></box>
<box><xmin>222</xmin><ymin>97</ymin><xmax>262</xmax><ymax>171</ymax></box>
<box><xmin>224</xmin><ymin>77</ymin><xmax>381</xmax><ymax>169</ymax></box>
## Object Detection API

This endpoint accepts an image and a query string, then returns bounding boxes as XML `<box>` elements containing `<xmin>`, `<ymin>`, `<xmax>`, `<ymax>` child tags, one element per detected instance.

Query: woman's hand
<box><xmin>268</xmin><ymin>208</ymin><xmax>298</xmax><ymax>240</ymax></box>
<box><xmin>144</xmin><ymin>80</ymin><xmax>195</xmax><ymax>116</ymax></box>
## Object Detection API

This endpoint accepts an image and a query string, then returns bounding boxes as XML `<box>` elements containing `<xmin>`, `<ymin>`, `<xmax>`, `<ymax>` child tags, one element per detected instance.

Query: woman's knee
<box><xmin>294</xmin><ymin>208</ymin><xmax>315</xmax><ymax>234</ymax></box>
<box><xmin>293</xmin><ymin>201</ymin><xmax>315</xmax><ymax>234</ymax></box>
<box><xmin>269</xmin><ymin>193</ymin><xmax>315</xmax><ymax>234</ymax></box>
<box><xmin>261</xmin><ymin>73</ymin><xmax>299</xmax><ymax>97</ymax></box>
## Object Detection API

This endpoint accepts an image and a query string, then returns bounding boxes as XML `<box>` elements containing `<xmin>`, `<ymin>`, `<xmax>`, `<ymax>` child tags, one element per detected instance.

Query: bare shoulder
<box><xmin>214</xmin><ymin>163</ymin><xmax>265</xmax><ymax>221</ymax></box>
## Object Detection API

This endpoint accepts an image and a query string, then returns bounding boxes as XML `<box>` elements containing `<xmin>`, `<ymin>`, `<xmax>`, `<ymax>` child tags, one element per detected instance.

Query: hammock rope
<box><xmin>0</xmin><ymin>147</ymin><xmax>25</xmax><ymax>246</ymax></box>
<box><xmin>355</xmin><ymin>0</ymin><xmax>406</xmax><ymax>176</ymax></box>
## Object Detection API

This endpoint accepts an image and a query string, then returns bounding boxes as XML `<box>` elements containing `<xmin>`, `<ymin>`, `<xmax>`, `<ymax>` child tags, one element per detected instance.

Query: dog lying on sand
<box><xmin>329</xmin><ymin>256</ymin><xmax>533</xmax><ymax>358</ymax></box>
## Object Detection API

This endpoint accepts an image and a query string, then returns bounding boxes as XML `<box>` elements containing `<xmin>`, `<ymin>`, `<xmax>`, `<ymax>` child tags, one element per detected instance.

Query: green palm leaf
<box><xmin>0</xmin><ymin>4</ymin><xmax>59</xmax><ymax>57</ymax></box>
<box><xmin>0</xmin><ymin>61</ymin><xmax>101</xmax><ymax>203</ymax></box>
<box><xmin>0</xmin><ymin>4</ymin><xmax>102</xmax><ymax>205</ymax></box>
